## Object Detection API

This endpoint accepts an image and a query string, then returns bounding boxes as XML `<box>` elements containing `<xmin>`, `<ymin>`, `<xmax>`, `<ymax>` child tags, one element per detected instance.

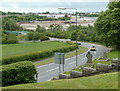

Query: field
<box><xmin>2</xmin><ymin>41</ymin><xmax>71</xmax><ymax>58</ymax></box>
<box><xmin>3</xmin><ymin>72</ymin><xmax>118</xmax><ymax>89</ymax></box>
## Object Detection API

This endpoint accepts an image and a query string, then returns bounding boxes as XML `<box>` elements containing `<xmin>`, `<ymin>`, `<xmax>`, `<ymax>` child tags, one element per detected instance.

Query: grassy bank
<box><xmin>2</xmin><ymin>41</ymin><xmax>71</xmax><ymax>58</ymax></box>
<box><xmin>3</xmin><ymin>72</ymin><xmax>118</xmax><ymax>89</ymax></box>
<box><xmin>64</xmin><ymin>49</ymin><xmax>119</xmax><ymax>74</ymax></box>
<box><xmin>108</xmin><ymin>50</ymin><xmax>119</xmax><ymax>59</ymax></box>
<box><xmin>34</xmin><ymin>46</ymin><xmax>88</xmax><ymax>67</ymax></box>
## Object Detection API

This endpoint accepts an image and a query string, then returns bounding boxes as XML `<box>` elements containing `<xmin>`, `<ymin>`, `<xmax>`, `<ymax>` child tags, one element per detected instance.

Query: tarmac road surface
<box><xmin>37</xmin><ymin>39</ymin><xmax>109</xmax><ymax>82</ymax></box>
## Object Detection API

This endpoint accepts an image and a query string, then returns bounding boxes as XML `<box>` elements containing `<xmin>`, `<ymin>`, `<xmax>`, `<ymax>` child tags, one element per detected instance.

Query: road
<box><xmin>36</xmin><ymin>39</ymin><xmax>109</xmax><ymax>82</ymax></box>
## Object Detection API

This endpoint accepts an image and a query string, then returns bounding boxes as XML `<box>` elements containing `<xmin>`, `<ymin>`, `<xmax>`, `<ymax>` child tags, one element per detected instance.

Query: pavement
<box><xmin>36</xmin><ymin>38</ymin><xmax>109</xmax><ymax>82</ymax></box>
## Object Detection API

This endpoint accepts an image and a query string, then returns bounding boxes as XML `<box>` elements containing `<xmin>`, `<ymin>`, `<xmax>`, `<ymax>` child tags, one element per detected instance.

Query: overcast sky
<box><xmin>0</xmin><ymin>0</ymin><xmax>109</xmax><ymax>13</ymax></box>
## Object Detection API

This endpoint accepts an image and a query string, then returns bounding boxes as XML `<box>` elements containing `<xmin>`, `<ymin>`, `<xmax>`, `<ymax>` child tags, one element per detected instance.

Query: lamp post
<box><xmin>58</xmin><ymin>8</ymin><xmax>78</xmax><ymax>67</ymax></box>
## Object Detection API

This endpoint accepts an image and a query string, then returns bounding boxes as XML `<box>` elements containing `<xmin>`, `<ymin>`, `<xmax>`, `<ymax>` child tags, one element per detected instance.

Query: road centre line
<box><xmin>46</xmin><ymin>67</ymin><xmax>59</xmax><ymax>72</ymax></box>
<box><xmin>38</xmin><ymin>71</ymin><xmax>58</xmax><ymax>79</ymax></box>
<box><xmin>37</xmin><ymin>63</ymin><xmax>54</xmax><ymax>68</ymax></box>
<box><xmin>69</xmin><ymin>57</ymin><xmax>86</xmax><ymax>65</ymax></box>
<box><xmin>69</xmin><ymin>61</ymin><xmax>76</xmax><ymax>65</ymax></box>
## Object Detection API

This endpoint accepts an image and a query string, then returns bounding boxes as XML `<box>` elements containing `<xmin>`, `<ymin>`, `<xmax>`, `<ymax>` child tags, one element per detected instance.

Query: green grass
<box><xmin>0</xmin><ymin>45</ymin><xmax>2</xmax><ymax>60</ymax></box>
<box><xmin>108</xmin><ymin>50</ymin><xmax>119</xmax><ymax>59</ymax></box>
<box><xmin>64</xmin><ymin>50</ymin><xmax>119</xmax><ymax>74</ymax></box>
<box><xmin>72</xmin><ymin>64</ymin><xmax>94</xmax><ymax>73</ymax></box>
<box><xmin>34</xmin><ymin>58</ymin><xmax>54</xmax><ymax>66</ymax></box>
<box><xmin>73</xmin><ymin>59</ymin><xmax>111</xmax><ymax>73</ymax></box>
<box><xmin>3</xmin><ymin>72</ymin><xmax>118</xmax><ymax>89</ymax></box>
<box><xmin>64</xmin><ymin>57</ymin><xmax>112</xmax><ymax>74</ymax></box>
<box><xmin>92</xmin><ymin>59</ymin><xmax>111</xmax><ymax>68</ymax></box>
<box><xmin>34</xmin><ymin>46</ymin><xmax>88</xmax><ymax>67</ymax></box>
<box><xmin>2</xmin><ymin>41</ymin><xmax>71</xmax><ymax>58</ymax></box>
<box><xmin>63</xmin><ymin>71</ymin><xmax>71</xmax><ymax>75</ymax></box>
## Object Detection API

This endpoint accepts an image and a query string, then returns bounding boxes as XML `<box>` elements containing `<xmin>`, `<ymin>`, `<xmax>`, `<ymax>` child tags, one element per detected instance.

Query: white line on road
<box><xmin>69</xmin><ymin>58</ymin><xmax>86</xmax><ymax>65</ymax></box>
<box><xmin>69</xmin><ymin>61</ymin><xmax>76</xmax><ymax>65</ymax></box>
<box><xmin>81</xmin><ymin>58</ymin><xmax>86</xmax><ymax>60</ymax></box>
<box><xmin>46</xmin><ymin>67</ymin><xmax>59</xmax><ymax>72</ymax></box>
<box><xmin>37</xmin><ymin>71</ymin><xmax>59</xmax><ymax>79</ymax></box>
<box><xmin>37</xmin><ymin>63</ymin><xmax>54</xmax><ymax>68</ymax></box>
<box><xmin>37</xmin><ymin>65</ymin><xmax>47</xmax><ymax>68</ymax></box>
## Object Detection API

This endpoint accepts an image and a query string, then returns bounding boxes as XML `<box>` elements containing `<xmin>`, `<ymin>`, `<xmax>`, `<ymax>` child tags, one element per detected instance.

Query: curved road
<box><xmin>37</xmin><ymin>39</ymin><xmax>110</xmax><ymax>82</ymax></box>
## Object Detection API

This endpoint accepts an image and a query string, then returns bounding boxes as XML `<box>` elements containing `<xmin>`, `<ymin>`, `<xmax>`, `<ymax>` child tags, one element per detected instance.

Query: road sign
<box><xmin>54</xmin><ymin>52</ymin><xmax>65</xmax><ymax>64</ymax></box>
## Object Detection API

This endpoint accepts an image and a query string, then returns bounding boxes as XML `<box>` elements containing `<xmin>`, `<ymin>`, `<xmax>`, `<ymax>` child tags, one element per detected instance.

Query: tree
<box><xmin>36</xmin><ymin>25</ymin><xmax>46</xmax><ymax>33</ymax></box>
<box><xmin>33</xmin><ymin>32</ymin><xmax>40</xmax><ymax>40</ymax></box>
<box><xmin>94</xmin><ymin>1</ymin><xmax>120</xmax><ymax>49</ymax></box>
<box><xmin>2</xmin><ymin>34</ymin><xmax>18</xmax><ymax>44</ymax></box>
<box><xmin>71</xmin><ymin>31</ymin><xmax>78</xmax><ymax>40</ymax></box>
<box><xmin>26</xmin><ymin>32</ymin><xmax>34</xmax><ymax>40</ymax></box>
<box><xmin>2</xmin><ymin>17</ymin><xmax>22</xmax><ymax>31</ymax></box>
<box><xmin>39</xmin><ymin>33</ymin><xmax>49</xmax><ymax>41</ymax></box>
<box><xmin>49</xmin><ymin>24</ymin><xmax>63</xmax><ymax>31</ymax></box>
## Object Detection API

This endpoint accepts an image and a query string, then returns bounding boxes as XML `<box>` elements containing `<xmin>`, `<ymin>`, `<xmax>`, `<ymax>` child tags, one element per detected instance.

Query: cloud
<box><xmin>1</xmin><ymin>0</ymin><xmax>109</xmax><ymax>3</ymax></box>
<box><xmin>0</xmin><ymin>0</ymin><xmax>109</xmax><ymax>13</ymax></box>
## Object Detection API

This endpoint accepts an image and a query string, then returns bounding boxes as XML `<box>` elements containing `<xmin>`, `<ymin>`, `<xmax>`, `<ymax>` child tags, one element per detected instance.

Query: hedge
<box><xmin>2</xmin><ymin>34</ymin><xmax>18</xmax><ymax>44</ymax></box>
<box><xmin>2</xmin><ymin>45</ymin><xmax>78</xmax><ymax>65</ymax></box>
<box><xmin>2</xmin><ymin>61</ymin><xmax>37</xmax><ymax>87</ymax></box>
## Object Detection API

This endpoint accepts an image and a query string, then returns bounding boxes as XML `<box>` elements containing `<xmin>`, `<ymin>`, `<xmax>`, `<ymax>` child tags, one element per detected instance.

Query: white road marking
<box><xmin>69</xmin><ymin>61</ymin><xmax>76</xmax><ymax>65</ymax></box>
<box><xmin>69</xmin><ymin>58</ymin><xmax>86</xmax><ymax>65</ymax></box>
<box><xmin>46</xmin><ymin>67</ymin><xmax>59</xmax><ymax>72</ymax></box>
<box><xmin>81</xmin><ymin>58</ymin><xmax>86</xmax><ymax>60</ymax></box>
<box><xmin>37</xmin><ymin>71</ymin><xmax>58</xmax><ymax>79</ymax></box>
<box><xmin>37</xmin><ymin>63</ymin><xmax>54</xmax><ymax>68</ymax></box>
<box><xmin>37</xmin><ymin>65</ymin><xmax>47</xmax><ymax>68</ymax></box>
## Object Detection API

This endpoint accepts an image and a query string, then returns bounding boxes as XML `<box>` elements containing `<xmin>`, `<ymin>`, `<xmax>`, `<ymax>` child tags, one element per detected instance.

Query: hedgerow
<box><xmin>2</xmin><ymin>61</ymin><xmax>37</xmax><ymax>86</ymax></box>
<box><xmin>2</xmin><ymin>45</ymin><xmax>78</xmax><ymax>65</ymax></box>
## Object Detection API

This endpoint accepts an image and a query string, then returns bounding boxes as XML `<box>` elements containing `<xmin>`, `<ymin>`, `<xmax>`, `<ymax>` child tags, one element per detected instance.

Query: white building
<box><xmin>38</xmin><ymin>13</ymin><xmax>71</xmax><ymax>18</ymax></box>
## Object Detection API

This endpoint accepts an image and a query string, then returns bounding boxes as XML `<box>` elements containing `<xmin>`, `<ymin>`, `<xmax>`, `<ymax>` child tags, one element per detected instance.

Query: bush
<box><xmin>2</xmin><ymin>45</ymin><xmax>78</xmax><ymax>65</ymax></box>
<box><xmin>2</xmin><ymin>34</ymin><xmax>18</xmax><ymax>44</ymax></box>
<box><xmin>33</xmin><ymin>32</ymin><xmax>40</xmax><ymax>40</ymax></box>
<box><xmin>2</xmin><ymin>61</ymin><xmax>37</xmax><ymax>86</ymax></box>
<box><xmin>66</xmin><ymin>41</ymin><xmax>75</xmax><ymax>45</ymax></box>
<box><xmin>39</xmin><ymin>33</ymin><xmax>49</xmax><ymax>41</ymax></box>
<box><xmin>25</xmin><ymin>32</ymin><xmax>49</xmax><ymax>41</ymax></box>
<box><xmin>26</xmin><ymin>32</ymin><xmax>34</xmax><ymax>40</ymax></box>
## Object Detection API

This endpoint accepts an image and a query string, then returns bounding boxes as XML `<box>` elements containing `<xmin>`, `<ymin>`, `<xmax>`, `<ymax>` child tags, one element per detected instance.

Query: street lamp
<box><xmin>58</xmin><ymin>8</ymin><xmax>78</xmax><ymax>67</ymax></box>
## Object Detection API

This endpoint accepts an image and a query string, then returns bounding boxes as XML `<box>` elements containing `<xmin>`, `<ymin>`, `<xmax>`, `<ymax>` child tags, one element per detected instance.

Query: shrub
<box><xmin>26</xmin><ymin>32</ymin><xmax>34</xmax><ymax>40</ymax></box>
<box><xmin>2</xmin><ymin>45</ymin><xmax>78</xmax><ymax>65</ymax></box>
<box><xmin>36</xmin><ymin>25</ymin><xmax>46</xmax><ymax>33</ymax></box>
<box><xmin>2</xmin><ymin>34</ymin><xmax>18</xmax><ymax>44</ymax></box>
<box><xmin>2</xmin><ymin>61</ymin><xmax>37</xmax><ymax>86</ymax></box>
<box><xmin>25</xmin><ymin>32</ymin><xmax>49</xmax><ymax>41</ymax></box>
<box><xmin>66</xmin><ymin>41</ymin><xmax>75</xmax><ymax>45</ymax></box>
<box><xmin>39</xmin><ymin>33</ymin><xmax>49</xmax><ymax>41</ymax></box>
<box><xmin>33</xmin><ymin>32</ymin><xmax>40</xmax><ymax>40</ymax></box>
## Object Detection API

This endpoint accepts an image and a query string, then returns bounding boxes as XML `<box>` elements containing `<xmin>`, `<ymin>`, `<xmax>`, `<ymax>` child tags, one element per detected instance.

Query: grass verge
<box><xmin>108</xmin><ymin>50</ymin><xmax>119</xmax><ymax>59</ymax></box>
<box><xmin>64</xmin><ymin>50</ymin><xmax>119</xmax><ymax>74</ymax></box>
<box><xmin>3</xmin><ymin>72</ymin><xmax>118</xmax><ymax>89</ymax></box>
<box><xmin>34</xmin><ymin>46</ymin><xmax>88</xmax><ymax>67</ymax></box>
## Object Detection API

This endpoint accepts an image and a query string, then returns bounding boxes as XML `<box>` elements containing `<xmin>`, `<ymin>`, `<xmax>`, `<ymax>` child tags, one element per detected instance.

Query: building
<box><xmin>38</xmin><ymin>13</ymin><xmax>71</xmax><ymax>18</ymax></box>
<box><xmin>5</xmin><ymin>31</ymin><xmax>29</xmax><ymax>36</ymax></box>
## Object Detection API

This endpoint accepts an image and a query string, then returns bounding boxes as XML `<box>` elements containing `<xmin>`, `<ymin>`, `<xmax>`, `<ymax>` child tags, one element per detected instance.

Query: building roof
<box><xmin>5</xmin><ymin>30</ymin><xmax>29</xmax><ymax>35</ymax></box>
